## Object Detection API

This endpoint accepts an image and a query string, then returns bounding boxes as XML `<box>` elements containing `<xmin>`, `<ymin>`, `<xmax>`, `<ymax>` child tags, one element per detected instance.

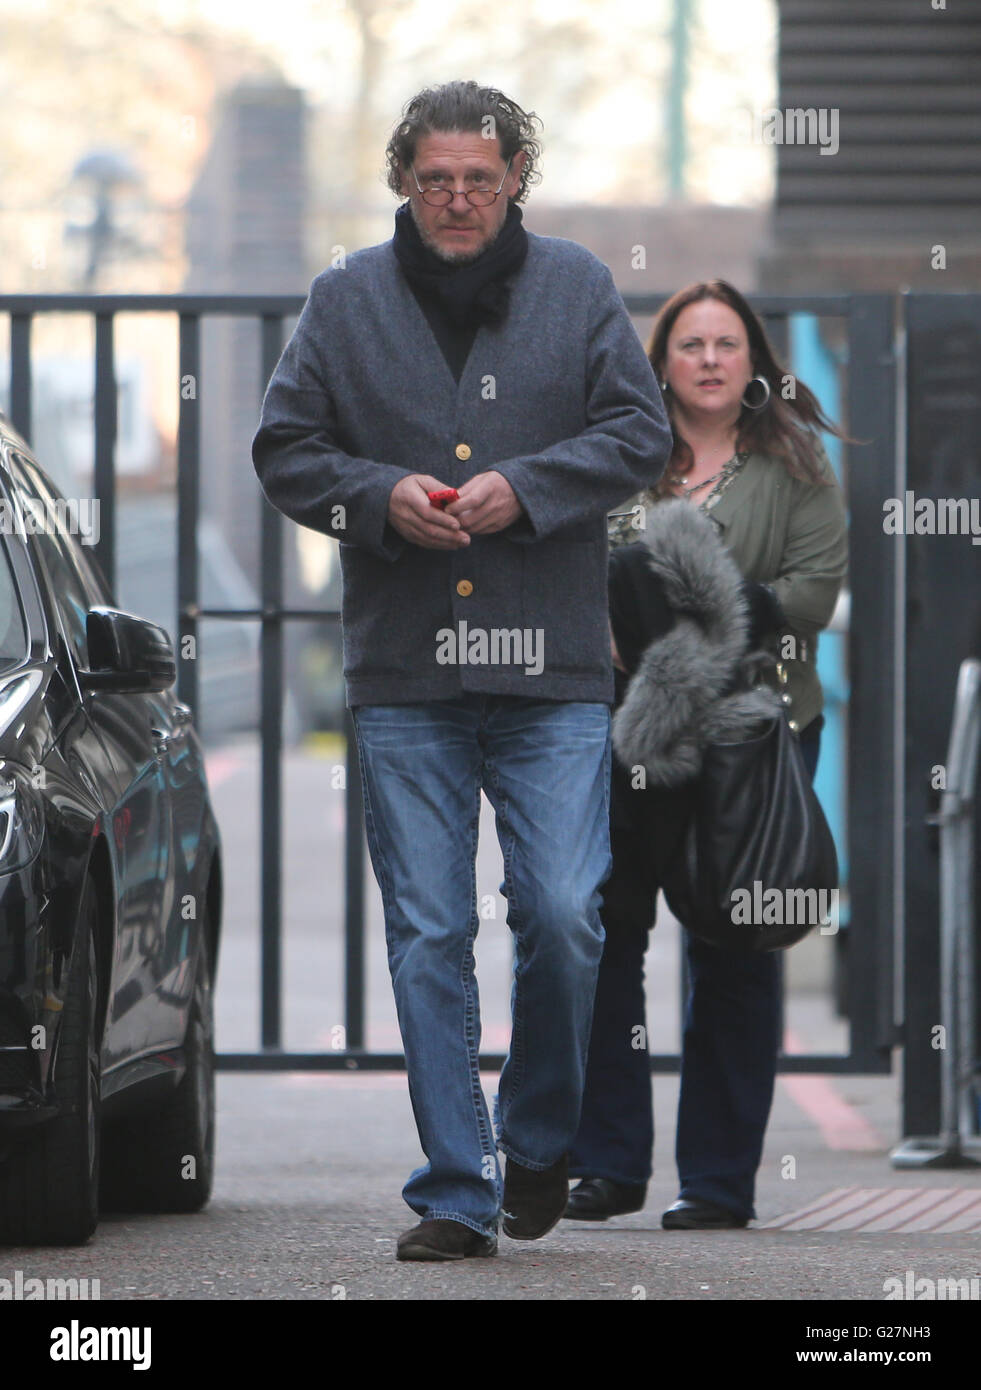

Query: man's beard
<box><xmin>409</xmin><ymin>200</ymin><xmax>504</xmax><ymax>264</ymax></box>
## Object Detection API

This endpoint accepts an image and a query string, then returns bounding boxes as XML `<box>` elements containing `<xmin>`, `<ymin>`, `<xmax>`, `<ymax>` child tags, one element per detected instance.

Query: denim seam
<box><xmin>461</xmin><ymin>775</ymin><xmax>500</xmax><ymax>1206</ymax></box>
<box><xmin>422</xmin><ymin>1210</ymin><xmax>499</xmax><ymax>1239</ymax></box>
<box><xmin>482</xmin><ymin>752</ymin><xmax>526</xmax><ymax>1146</ymax></box>
<box><xmin>351</xmin><ymin>717</ymin><xmax>398</xmax><ymax>962</ymax></box>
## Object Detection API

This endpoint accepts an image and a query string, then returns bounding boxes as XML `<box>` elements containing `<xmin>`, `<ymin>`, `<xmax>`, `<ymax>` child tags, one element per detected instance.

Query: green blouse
<box><xmin>607</xmin><ymin>444</ymin><xmax>849</xmax><ymax>733</ymax></box>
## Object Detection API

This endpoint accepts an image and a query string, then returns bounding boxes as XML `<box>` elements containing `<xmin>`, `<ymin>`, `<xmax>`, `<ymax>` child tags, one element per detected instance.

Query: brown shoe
<box><xmin>396</xmin><ymin>1218</ymin><xmax>498</xmax><ymax>1262</ymax></box>
<box><xmin>502</xmin><ymin>1154</ymin><xmax>569</xmax><ymax>1240</ymax></box>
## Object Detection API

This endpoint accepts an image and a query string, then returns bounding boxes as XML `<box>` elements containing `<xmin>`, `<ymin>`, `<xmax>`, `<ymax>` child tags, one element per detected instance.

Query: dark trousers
<box><xmin>568</xmin><ymin>719</ymin><xmax>822</xmax><ymax>1220</ymax></box>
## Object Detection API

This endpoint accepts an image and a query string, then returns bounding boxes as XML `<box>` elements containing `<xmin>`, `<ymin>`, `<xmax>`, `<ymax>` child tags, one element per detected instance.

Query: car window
<box><xmin>10</xmin><ymin>454</ymin><xmax>106</xmax><ymax>670</ymax></box>
<box><xmin>0</xmin><ymin>537</ymin><xmax>28</xmax><ymax>672</ymax></box>
<box><xmin>21</xmin><ymin>459</ymin><xmax>111</xmax><ymax>601</ymax></box>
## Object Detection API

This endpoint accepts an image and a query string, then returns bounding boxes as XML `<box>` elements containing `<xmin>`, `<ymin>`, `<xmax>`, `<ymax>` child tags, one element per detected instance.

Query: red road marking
<box><xmin>779</xmin><ymin>1028</ymin><xmax>883</xmax><ymax>1151</ymax></box>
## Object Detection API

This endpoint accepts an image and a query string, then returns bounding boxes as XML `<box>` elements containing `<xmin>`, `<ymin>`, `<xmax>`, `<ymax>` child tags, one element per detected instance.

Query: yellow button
<box><xmin>455</xmin><ymin>443</ymin><xmax>471</xmax><ymax>461</ymax></box>
<box><xmin>456</xmin><ymin>579</ymin><xmax>473</xmax><ymax>597</ymax></box>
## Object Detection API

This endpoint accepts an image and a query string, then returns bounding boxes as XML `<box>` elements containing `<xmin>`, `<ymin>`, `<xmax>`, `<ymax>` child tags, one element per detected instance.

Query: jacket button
<box><xmin>788</xmin><ymin>719</ymin><xmax>799</xmax><ymax>733</ymax></box>
<box><xmin>455</xmin><ymin>443</ymin><xmax>471</xmax><ymax>461</ymax></box>
<box><xmin>456</xmin><ymin>579</ymin><xmax>473</xmax><ymax>597</ymax></box>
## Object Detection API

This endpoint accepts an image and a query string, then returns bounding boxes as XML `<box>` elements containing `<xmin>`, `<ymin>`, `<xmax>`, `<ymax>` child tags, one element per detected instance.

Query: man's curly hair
<box><xmin>384</xmin><ymin>81</ymin><xmax>543</xmax><ymax>203</ymax></box>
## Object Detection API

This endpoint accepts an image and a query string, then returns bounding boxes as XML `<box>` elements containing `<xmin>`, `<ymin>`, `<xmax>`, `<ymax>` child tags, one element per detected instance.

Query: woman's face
<box><xmin>661</xmin><ymin>299</ymin><xmax>754</xmax><ymax>421</ymax></box>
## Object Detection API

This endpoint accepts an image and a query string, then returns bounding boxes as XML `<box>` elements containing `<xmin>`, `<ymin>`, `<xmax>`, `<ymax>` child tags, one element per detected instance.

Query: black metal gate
<box><xmin>1</xmin><ymin>290</ymin><xmax>901</xmax><ymax>1078</ymax></box>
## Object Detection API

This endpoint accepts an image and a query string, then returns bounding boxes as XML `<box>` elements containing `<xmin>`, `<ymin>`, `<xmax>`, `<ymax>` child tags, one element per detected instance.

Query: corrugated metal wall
<box><xmin>776</xmin><ymin>0</ymin><xmax>981</xmax><ymax>240</ymax></box>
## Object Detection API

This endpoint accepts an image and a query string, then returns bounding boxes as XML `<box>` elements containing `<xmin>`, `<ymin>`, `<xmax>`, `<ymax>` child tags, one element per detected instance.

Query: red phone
<box><xmin>428</xmin><ymin>488</ymin><xmax>459</xmax><ymax>510</ymax></box>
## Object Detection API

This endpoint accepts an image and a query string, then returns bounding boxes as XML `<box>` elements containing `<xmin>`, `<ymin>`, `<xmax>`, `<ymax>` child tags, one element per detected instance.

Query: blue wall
<box><xmin>789</xmin><ymin>314</ymin><xmax>850</xmax><ymax>908</ymax></box>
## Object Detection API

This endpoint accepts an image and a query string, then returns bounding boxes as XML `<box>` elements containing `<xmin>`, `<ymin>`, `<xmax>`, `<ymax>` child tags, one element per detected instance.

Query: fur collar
<box><xmin>612</xmin><ymin>499</ymin><xmax>781</xmax><ymax>786</ymax></box>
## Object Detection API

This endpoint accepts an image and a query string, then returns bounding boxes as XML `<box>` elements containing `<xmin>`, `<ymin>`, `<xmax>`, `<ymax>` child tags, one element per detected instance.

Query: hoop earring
<box><xmin>741</xmin><ymin>375</ymin><xmax>771</xmax><ymax>409</ymax></box>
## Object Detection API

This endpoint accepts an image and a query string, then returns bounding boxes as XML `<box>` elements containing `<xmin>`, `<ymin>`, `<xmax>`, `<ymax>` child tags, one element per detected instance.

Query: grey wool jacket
<box><xmin>251</xmin><ymin>230</ymin><xmax>672</xmax><ymax>706</ymax></box>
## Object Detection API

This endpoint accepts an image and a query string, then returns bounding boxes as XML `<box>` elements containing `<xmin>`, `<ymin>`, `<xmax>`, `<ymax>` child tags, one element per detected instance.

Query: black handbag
<box><xmin>659</xmin><ymin>709</ymin><xmax>839</xmax><ymax>952</ymax></box>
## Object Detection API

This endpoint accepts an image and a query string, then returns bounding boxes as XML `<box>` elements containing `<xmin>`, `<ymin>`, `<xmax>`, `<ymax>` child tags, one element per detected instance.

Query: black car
<box><xmin>0</xmin><ymin>414</ymin><xmax>222</xmax><ymax>1245</ymax></box>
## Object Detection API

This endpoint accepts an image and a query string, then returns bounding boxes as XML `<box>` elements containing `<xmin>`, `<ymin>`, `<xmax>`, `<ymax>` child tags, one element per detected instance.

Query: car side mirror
<box><xmin>79</xmin><ymin>606</ymin><xmax>176</xmax><ymax>694</ymax></box>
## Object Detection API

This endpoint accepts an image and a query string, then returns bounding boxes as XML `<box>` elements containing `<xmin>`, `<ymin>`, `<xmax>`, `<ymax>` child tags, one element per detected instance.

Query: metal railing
<box><xmin>1</xmin><ymin>291</ymin><xmax>899</xmax><ymax>1075</ymax></box>
<box><xmin>892</xmin><ymin>658</ymin><xmax>981</xmax><ymax>1167</ymax></box>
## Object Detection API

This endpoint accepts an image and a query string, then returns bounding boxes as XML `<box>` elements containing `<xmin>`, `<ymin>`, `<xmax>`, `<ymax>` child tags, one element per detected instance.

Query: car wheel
<box><xmin>100</xmin><ymin>929</ymin><xmax>215</xmax><ymax>1213</ymax></box>
<box><xmin>0</xmin><ymin>875</ymin><xmax>101</xmax><ymax>1245</ymax></box>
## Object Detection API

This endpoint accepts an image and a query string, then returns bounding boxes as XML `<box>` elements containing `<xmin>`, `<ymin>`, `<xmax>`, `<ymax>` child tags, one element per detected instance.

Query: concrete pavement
<box><xmin>2</xmin><ymin>1063</ymin><xmax>980</xmax><ymax>1303</ymax></box>
<box><xmin>6</xmin><ymin>737</ymin><xmax>977</xmax><ymax>1323</ymax></box>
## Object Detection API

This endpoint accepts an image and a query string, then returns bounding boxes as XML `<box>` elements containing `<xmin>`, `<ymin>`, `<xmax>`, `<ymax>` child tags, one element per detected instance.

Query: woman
<box><xmin>564</xmin><ymin>280</ymin><xmax>848</xmax><ymax>1229</ymax></box>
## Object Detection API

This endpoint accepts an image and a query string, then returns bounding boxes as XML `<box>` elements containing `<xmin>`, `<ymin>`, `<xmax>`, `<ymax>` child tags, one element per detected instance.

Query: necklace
<box><xmin>608</xmin><ymin>452</ymin><xmax>748</xmax><ymax>549</ymax></box>
<box><xmin>670</xmin><ymin>449</ymin><xmax>749</xmax><ymax>504</ymax></box>
<box><xmin>672</xmin><ymin>469</ymin><xmax>725</xmax><ymax>497</ymax></box>
<box><xmin>670</xmin><ymin>438</ymin><xmax>737</xmax><ymax>495</ymax></box>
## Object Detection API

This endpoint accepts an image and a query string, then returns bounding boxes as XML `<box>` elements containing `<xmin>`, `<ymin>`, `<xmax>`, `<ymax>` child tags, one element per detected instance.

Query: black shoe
<box><xmin>661</xmin><ymin>1197</ymin><xmax>748</xmax><ymax>1230</ymax></box>
<box><xmin>396</xmin><ymin>1218</ymin><xmax>498</xmax><ymax>1261</ymax></box>
<box><xmin>502</xmin><ymin>1153</ymin><xmax>569</xmax><ymax>1240</ymax></box>
<box><xmin>563</xmin><ymin>1178</ymin><xmax>648</xmax><ymax>1221</ymax></box>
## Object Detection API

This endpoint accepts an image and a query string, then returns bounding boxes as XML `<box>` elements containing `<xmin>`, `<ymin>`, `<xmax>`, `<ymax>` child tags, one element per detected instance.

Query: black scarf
<box><xmin>392</xmin><ymin>198</ymin><xmax>528</xmax><ymax>327</ymax></box>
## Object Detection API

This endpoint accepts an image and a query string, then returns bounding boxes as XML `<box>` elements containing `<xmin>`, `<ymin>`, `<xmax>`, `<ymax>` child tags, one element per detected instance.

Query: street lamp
<box><xmin>64</xmin><ymin>148</ymin><xmax>145</xmax><ymax>290</ymax></box>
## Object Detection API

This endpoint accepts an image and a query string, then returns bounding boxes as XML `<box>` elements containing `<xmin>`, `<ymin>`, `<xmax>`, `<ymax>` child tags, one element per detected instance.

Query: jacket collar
<box><xmin>700</xmin><ymin>452</ymin><xmax>767</xmax><ymax>534</ymax></box>
<box><xmin>384</xmin><ymin>239</ymin><xmax>534</xmax><ymax>400</ymax></box>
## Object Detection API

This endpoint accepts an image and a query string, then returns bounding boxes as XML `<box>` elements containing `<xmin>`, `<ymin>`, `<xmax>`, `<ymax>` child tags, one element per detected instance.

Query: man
<box><xmin>252</xmin><ymin>80</ymin><xmax>671</xmax><ymax>1261</ymax></box>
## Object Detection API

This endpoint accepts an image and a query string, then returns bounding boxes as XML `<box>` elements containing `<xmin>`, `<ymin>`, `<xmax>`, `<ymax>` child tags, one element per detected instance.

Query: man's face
<box><xmin>399</xmin><ymin>130</ymin><xmax>525</xmax><ymax>264</ymax></box>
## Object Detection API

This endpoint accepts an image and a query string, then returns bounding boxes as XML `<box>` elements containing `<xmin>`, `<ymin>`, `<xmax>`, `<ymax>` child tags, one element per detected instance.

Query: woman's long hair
<box><xmin>647</xmin><ymin>280</ymin><xmax>848</xmax><ymax>497</ymax></box>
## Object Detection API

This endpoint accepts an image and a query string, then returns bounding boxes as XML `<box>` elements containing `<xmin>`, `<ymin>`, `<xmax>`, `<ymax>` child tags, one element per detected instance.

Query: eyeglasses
<box><xmin>410</xmin><ymin>156</ymin><xmax>513</xmax><ymax>207</ymax></box>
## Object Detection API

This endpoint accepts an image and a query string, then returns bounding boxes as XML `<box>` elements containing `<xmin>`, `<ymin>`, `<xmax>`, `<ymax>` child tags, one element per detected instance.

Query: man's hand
<box><xmin>444</xmin><ymin>471</ymin><xmax>522</xmax><ymax>535</ymax></box>
<box><xmin>388</xmin><ymin>475</ymin><xmax>471</xmax><ymax>549</ymax></box>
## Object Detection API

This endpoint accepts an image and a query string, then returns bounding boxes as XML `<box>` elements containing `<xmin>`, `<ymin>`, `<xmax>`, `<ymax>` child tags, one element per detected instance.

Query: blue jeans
<box><xmin>352</xmin><ymin>694</ymin><xmax>612</xmax><ymax>1237</ymax></box>
<box><xmin>569</xmin><ymin>717</ymin><xmax>821</xmax><ymax>1221</ymax></box>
